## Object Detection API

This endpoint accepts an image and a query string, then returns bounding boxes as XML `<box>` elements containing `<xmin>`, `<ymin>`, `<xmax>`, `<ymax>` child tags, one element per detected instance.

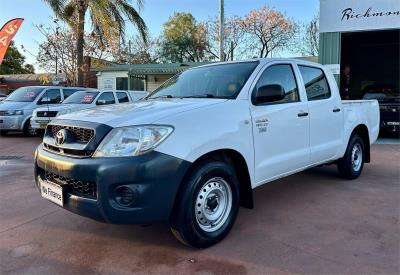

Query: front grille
<box><xmin>44</xmin><ymin>170</ymin><xmax>97</xmax><ymax>199</ymax></box>
<box><xmin>0</xmin><ymin>111</ymin><xmax>8</xmax><ymax>116</ymax></box>
<box><xmin>37</xmin><ymin>111</ymin><xmax>58</xmax><ymax>117</ymax></box>
<box><xmin>43</xmin><ymin>143</ymin><xmax>93</xmax><ymax>157</ymax></box>
<box><xmin>49</xmin><ymin>125</ymin><xmax>95</xmax><ymax>144</ymax></box>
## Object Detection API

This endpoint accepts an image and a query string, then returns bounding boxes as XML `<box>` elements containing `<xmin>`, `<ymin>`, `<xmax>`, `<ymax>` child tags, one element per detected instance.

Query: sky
<box><xmin>0</xmin><ymin>0</ymin><xmax>319</xmax><ymax>72</ymax></box>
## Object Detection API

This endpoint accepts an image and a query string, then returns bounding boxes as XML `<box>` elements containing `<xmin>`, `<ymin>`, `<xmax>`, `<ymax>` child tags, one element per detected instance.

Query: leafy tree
<box><xmin>0</xmin><ymin>41</ymin><xmax>35</xmax><ymax>74</ymax></box>
<box><xmin>158</xmin><ymin>12</ymin><xmax>207</xmax><ymax>62</ymax></box>
<box><xmin>43</xmin><ymin>0</ymin><xmax>148</xmax><ymax>86</ymax></box>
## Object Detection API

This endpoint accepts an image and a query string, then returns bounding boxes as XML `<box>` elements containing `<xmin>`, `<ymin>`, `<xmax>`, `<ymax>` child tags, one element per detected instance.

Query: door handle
<box><xmin>333</xmin><ymin>108</ymin><xmax>341</xmax><ymax>113</ymax></box>
<box><xmin>297</xmin><ymin>112</ymin><xmax>309</xmax><ymax>117</ymax></box>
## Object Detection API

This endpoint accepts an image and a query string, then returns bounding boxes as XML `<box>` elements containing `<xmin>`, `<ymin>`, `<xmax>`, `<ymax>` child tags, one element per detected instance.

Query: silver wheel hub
<box><xmin>351</xmin><ymin>143</ymin><xmax>362</xmax><ymax>172</ymax></box>
<box><xmin>195</xmin><ymin>177</ymin><xmax>232</xmax><ymax>233</ymax></box>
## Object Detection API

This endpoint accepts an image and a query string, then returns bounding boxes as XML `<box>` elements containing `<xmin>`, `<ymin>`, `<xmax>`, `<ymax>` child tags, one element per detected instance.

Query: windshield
<box><xmin>147</xmin><ymin>62</ymin><xmax>259</xmax><ymax>99</ymax></box>
<box><xmin>62</xmin><ymin>91</ymin><xmax>99</xmax><ymax>104</ymax></box>
<box><xmin>5</xmin><ymin>87</ymin><xmax>45</xmax><ymax>102</ymax></box>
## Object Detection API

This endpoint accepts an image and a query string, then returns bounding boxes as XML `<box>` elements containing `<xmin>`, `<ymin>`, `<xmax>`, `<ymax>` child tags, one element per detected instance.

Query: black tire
<box><xmin>337</xmin><ymin>134</ymin><xmax>365</xmax><ymax>179</ymax></box>
<box><xmin>0</xmin><ymin>130</ymin><xmax>8</xmax><ymax>136</ymax></box>
<box><xmin>23</xmin><ymin>120</ymin><xmax>37</xmax><ymax>137</ymax></box>
<box><xmin>170</xmin><ymin>159</ymin><xmax>240</xmax><ymax>248</ymax></box>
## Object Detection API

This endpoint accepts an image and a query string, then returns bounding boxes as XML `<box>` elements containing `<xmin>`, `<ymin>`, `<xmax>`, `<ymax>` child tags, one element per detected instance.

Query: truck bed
<box><xmin>342</xmin><ymin>100</ymin><xmax>380</xmax><ymax>145</ymax></box>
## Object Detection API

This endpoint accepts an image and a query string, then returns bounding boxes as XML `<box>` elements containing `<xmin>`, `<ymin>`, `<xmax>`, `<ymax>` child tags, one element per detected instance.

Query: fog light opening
<box><xmin>114</xmin><ymin>186</ymin><xmax>136</xmax><ymax>206</ymax></box>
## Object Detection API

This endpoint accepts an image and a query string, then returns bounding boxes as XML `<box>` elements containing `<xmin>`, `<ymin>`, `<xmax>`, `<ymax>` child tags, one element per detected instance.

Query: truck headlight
<box><xmin>93</xmin><ymin>125</ymin><xmax>173</xmax><ymax>157</ymax></box>
<box><xmin>4</xmin><ymin>110</ymin><xmax>23</xmax><ymax>115</ymax></box>
<box><xmin>56</xmin><ymin>109</ymin><xmax>71</xmax><ymax>116</ymax></box>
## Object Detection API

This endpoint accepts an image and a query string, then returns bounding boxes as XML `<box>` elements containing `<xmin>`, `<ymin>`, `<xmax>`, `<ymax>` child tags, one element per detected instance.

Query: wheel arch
<box><xmin>176</xmin><ymin>149</ymin><xmax>254</xmax><ymax>210</ymax></box>
<box><xmin>350</xmin><ymin>124</ymin><xmax>370</xmax><ymax>163</ymax></box>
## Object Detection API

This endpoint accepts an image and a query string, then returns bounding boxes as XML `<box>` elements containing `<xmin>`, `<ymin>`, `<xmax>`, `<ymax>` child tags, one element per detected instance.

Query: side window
<box><xmin>116</xmin><ymin>92</ymin><xmax>130</xmax><ymax>103</ymax></box>
<box><xmin>253</xmin><ymin>64</ymin><xmax>299</xmax><ymax>105</ymax></box>
<box><xmin>298</xmin><ymin>66</ymin><xmax>331</xmax><ymax>101</ymax></box>
<box><xmin>96</xmin><ymin>92</ymin><xmax>115</xmax><ymax>104</ymax></box>
<box><xmin>43</xmin><ymin>89</ymin><xmax>62</xmax><ymax>103</ymax></box>
<box><xmin>63</xmin><ymin>89</ymin><xmax>78</xmax><ymax>99</ymax></box>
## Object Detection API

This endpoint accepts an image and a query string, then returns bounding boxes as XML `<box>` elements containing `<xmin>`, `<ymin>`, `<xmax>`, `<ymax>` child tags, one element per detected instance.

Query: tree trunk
<box><xmin>76</xmin><ymin>2</ymin><xmax>87</xmax><ymax>87</ymax></box>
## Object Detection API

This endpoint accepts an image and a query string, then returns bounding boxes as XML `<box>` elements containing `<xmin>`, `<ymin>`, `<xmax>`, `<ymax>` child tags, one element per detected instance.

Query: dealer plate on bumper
<box><xmin>39</xmin><ymin>178</ymin><xmax>64</xmax><ymax>206</ymax></box>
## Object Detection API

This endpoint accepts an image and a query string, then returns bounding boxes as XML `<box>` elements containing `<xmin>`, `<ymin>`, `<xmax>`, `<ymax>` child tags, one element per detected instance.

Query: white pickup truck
<box><xmin>34</xmin><ymin>59</ymin><xmax>379</xmax><ymax>248</ymax></box>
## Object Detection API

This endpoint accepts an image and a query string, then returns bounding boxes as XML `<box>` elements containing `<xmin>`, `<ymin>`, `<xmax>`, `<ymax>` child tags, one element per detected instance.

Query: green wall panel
<box><xmin>319</xmin><ymin>32</ymin><xmax>341</xmax><ymax>83</ymax></box>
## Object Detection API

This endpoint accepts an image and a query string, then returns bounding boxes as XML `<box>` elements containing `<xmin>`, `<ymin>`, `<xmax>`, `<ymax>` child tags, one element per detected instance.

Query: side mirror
<box><xmin>96</xmin><ymin>99</ymin><xmax>106</xmax><ymax>105</ymax></box>
<box><xmin>38</xmin><ymin>97</ymin><xmax>51</xmax><ymax>105</ymax></box>
<box><xmin>254</xmin><ymin>84</ymin><xmax>286</xmax><ymax>104</ymax></box>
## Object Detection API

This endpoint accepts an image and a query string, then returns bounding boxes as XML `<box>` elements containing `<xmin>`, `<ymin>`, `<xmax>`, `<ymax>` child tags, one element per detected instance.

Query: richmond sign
<box><xmin>320</xmin><ymin>0</ymin><xmax>400</xmax><ymax>33</ymax></box>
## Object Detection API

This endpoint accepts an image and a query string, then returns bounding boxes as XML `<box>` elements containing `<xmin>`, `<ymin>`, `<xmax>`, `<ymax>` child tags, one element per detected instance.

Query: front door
<box><xmin>250</xmin><ymin>64</ymin><xmax>310</xmax><ymax>185</ymax></box>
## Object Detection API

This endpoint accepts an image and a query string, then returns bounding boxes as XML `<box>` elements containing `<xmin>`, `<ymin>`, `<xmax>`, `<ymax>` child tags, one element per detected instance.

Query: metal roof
<box><xmin>0</xmin><ymin>73</ymin><xmax>67</xmax><ymax>83</ymax></box>
<box><xmin>91</xmin><ymin>62</ymin><xmax>213</xmax><ymax>75</ymax></box>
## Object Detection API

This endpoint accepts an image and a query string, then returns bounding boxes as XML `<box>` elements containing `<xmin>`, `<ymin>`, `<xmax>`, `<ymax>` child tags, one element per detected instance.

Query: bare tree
<box><xmin>203</xmin><ymin>16</ymin><xmax>247</xmax><ymax>61</ymax></box>
<box><xmin>297</xmin><ymin>14</ymin><xmax>319</xmax><ymax>56</ymax></box>
<box><xmin>36</xmin><ymin>22</ymin><xmax>119</xmax><ymax>85</ymax></box>
<box><xmin>242</xmin><ymin>6</ymin><xmax>297</xmax><ymax>58</ymax></box>
<box><xmin>120</xmin><ymin>34</ymin><xmax>158</xmax><ymax>64</ymax></box>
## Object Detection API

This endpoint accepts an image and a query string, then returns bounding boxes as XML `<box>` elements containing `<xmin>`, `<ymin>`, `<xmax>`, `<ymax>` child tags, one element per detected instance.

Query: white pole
<box><xmin>219</xmin><ymin>0</ymin><xmax>224</xmax><ymax>61</ymax></box>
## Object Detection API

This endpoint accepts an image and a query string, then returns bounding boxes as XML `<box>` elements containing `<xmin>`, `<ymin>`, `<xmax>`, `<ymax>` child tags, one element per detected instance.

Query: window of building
<box><xmin>130</xmin><ymin>75</ymin><xmax>146</xmax><ymax>91</ymax></box>
<box><xmin>116</xmin><ymin>77</ymin><xmax>128</xmax><ymax>90</ymax></box>
<box><xmin>298</xmin><ymin>66</ymin><xmax>331</xmax><ymax>100</ymax></box>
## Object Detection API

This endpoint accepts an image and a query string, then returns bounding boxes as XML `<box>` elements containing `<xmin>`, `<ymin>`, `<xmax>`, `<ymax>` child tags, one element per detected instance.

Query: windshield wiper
<box><xmin>148</xmin><ymin>94</ymin><xmax>174</xmax><ymax>100</ymax></box>
<box><xmin>180</xmin><ymin>94</ymin><xmax>216</xmax><ymax>98</ymax></box>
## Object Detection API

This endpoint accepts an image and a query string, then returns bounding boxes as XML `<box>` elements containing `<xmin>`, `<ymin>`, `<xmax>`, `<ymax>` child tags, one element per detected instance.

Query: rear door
<box><xmin>250</xmin><ymin>63</ymin><xmax>310</xmax><ymax>185</ymax></box>
<box><xmin>297</xmin><ymin>65</ymin><xmax>344</xmax><ymax>163</ymax></box>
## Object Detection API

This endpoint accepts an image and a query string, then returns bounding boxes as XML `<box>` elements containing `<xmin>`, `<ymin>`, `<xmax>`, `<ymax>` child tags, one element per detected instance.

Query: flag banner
<box><xmin>0</xmin><ymin>18</ymin><xmax>24</xmax><ymax>64</ymax></box>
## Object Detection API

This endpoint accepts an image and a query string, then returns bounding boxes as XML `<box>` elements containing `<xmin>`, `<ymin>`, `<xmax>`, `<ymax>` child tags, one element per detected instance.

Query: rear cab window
<box><xmin>298</xmin><ymin>66</ymin><xmax>331</xmax><ymax>101</ymax></box>
<box><xmin>116</xmin><ymin>92</ymin><xmax>130</xmax><ymax>103</ymax></box>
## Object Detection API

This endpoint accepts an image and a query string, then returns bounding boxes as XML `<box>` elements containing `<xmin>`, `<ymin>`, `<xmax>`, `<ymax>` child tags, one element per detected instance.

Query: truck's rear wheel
<box><xmin>337</xmin><ymin>134</ymin><xmax>365</xmax><ymax>179</ymax></box>
<box><xmin>170</xmin><ymin>160</ymin><xmax>239</xmax><ymax>248</ymax></box>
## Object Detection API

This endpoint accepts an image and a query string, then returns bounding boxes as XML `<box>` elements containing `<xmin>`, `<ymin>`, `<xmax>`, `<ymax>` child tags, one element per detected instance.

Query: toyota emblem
<box><xmin>55</xmin><ymin>129</ymin><xmax>67</xmax><ymax>145</ymax></box>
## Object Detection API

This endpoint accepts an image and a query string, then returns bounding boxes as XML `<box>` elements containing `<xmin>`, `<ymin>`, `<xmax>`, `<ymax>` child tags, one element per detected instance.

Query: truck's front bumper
<box><xmin>30</xmin><ymin>117</ymin><xmax>51</xmax><ymax>129</ymax></box>
<box><xmin>0</xmin><ymin>115</ymin><xmax>25</xmax><ymax>131</ymax></box>
<box><xmin>34</xmin><ymin>144</ymin><xmax>191</xmax><ymax>224</ymax></box>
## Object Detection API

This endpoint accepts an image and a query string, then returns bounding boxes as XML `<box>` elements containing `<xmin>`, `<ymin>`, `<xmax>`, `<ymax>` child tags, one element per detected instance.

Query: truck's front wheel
<box><xmin>337</xmin><ymin>134</ymin><xmax>365</xmax><ymax>179</ymax></box>
<box><xmin>170</xmin><ymin>160</ymin><xmax>239</xmax><ymax>248</ymax></box>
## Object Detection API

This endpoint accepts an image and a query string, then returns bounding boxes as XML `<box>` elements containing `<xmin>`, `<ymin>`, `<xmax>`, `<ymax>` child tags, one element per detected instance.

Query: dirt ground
<box><xmin>0</xmin><ymin>135</ymin><xmax>399</xmax><ymax>275</ymax></box>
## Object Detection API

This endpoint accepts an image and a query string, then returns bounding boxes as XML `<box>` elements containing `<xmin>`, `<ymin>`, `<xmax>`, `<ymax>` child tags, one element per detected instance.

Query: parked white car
<box><xmin>0</xmin><ymin>86</ymin><xmax>89</xmax><ymax>136</ymax></box>
<box><xmin>34</xmin><ymin>59</ymin><xmax>379</xmax><ymax>248</ymax></box>
<box><xmin>31</xmin><ymin>90</ymin><xmax>143</xmax><ymax>130</ymax></box>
